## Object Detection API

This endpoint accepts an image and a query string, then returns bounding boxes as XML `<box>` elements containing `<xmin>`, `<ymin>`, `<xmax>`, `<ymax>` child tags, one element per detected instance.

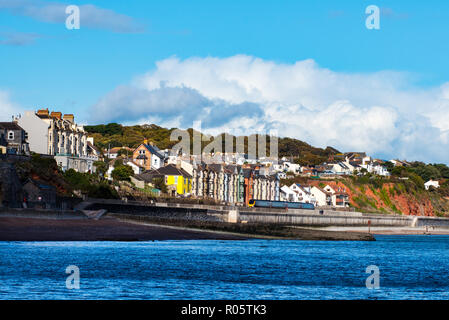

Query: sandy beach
<box><xmin>0</xmin><ymin>217</ymin><xmax>248</xmax><ymax>241</ymax></box>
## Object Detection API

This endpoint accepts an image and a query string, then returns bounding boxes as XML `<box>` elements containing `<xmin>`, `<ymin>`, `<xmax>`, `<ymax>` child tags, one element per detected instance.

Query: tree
<box><xmin>152</xmin><ymin>177</ymin><xmax>168</xmax><ymax>193</ymax></box>
<box><xmin>111</xmin><ymin>165</ymin><xmax>134</xmax><ymax>181</ymax></box>
<box><xmin>94</xmin><ymin>161</ymin><xmax>108</xmax><ymax>178</ymax></box>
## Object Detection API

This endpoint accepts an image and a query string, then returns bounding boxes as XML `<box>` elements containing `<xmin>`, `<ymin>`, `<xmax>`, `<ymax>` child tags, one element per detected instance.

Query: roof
<box><xmin>138</xmin><ymin>164</ymin><xmax>192</xmax><ymax>181</ymax></box>
<box><xmin>0</xmin><ymin>122</ymin><xmax>24</xmax><ymax>131</ymax></box>
<box><xmin>143</xmin><ymin>144</ymin><xmax>164</xmax><ymax>159</ymax></box>
<box><xmin>86</xmin><ymin>141</ymin><xmax>100</xmax><ymax>152</ymax></box>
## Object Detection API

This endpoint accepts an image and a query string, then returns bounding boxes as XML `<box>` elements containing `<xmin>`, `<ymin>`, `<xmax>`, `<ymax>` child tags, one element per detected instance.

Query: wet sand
<box><xmin>0</xmin><ymin>217</ymin><xmax>248</xmax><ymax>241</ymax></box>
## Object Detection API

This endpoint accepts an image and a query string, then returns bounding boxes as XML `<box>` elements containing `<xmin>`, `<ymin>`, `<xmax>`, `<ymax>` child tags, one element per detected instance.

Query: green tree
<box><xmin>152</xmin><ymin>177</ymin><xmax>168</xmax><ymax>193</ymax></box>
<box><xmin>93</xmin><ymin>161</ymin><xmax>108</xmax><ymax>178</ymax></box>
<box><xmin>111</xmin><ymin>165</ymin><xmax>134</xmax><ymax>181</ymax></box>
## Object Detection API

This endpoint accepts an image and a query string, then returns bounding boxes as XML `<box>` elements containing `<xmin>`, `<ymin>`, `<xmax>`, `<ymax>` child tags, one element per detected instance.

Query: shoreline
<box><xmin>0</xmin><ymin>215</ymin><xmax>375</xmax><ymax>241</ymax></box>
<box><xmin>0</xmin><ymin>217</ymin><xmax>248</xmax><ymax>241</ymax></box>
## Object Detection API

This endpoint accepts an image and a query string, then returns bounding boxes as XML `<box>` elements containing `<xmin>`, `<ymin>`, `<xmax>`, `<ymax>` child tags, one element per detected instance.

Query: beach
<box><xmin>0</xmin><ymin>217</ymin><xmax>248</xmax><ymax>241</ymax></box>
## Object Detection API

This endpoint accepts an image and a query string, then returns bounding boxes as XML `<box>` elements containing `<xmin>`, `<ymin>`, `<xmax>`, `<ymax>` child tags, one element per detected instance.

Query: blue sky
<box><xmin>1</xmin><ymin>0</ymin><xmax>449</xmax><ymax>162</ymax></box>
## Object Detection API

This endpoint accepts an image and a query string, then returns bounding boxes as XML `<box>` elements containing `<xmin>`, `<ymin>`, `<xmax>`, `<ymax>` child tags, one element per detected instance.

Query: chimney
<box><xmin>143</xmin><ymin>138</ymin><xmax>148</xmax><ymax>145</ymax></box>
<box><xmin>50</xmin><ymin>111</ymin><xmax>62</xmax><ymax>120</ymax></box>
<box><xmin>63</xmin><ymin>114</ymin><xmax>74</xmax><ymax>123</ymax></box>
<box><xmin>36</xmin><ymin>108</ymin><xmax>49</xmax><ymax>117</ymax></box>
<box><xmin>176</xmin><ymin>160</ymin><xmax>182</xmax><ymax>169</ymax></box>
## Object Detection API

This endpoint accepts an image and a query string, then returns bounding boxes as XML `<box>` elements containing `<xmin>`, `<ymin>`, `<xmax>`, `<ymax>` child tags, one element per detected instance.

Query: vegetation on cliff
<box><xmin>13</xmin><ymin>154</ymin><xmax>118</xmax><ymax>199</ymax></box>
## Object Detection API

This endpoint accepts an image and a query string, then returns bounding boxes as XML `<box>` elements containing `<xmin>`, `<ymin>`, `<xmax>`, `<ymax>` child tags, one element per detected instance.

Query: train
<box><xmin>248</xmin><ymin>199</ymin><xmax>315</xmax><ymax>210</ymax></box>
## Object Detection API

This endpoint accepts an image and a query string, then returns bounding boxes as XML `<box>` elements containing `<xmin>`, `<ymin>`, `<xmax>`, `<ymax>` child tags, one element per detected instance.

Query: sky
<box><xmin>1</xmin><ymin>0</ymin><xmax>449</xmax><ymax>163</ymax></box>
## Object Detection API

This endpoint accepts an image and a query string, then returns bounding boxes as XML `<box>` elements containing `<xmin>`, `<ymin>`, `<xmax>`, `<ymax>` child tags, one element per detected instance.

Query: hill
<box><xmin>84</xmin><ymin>123</ymin><xmax>340</xmax><ymax>164</ymax></box>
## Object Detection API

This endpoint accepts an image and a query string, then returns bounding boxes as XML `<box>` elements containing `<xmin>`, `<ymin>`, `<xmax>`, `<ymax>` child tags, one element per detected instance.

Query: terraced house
<box><xmin>191</xmin><ymin>163</ymin><xmax>280</xmax><ymax>206</ymax></box>
<box><xmin>15</xmin><ymin>109</ymin><xmax>97</xmax><ymax>173</ymax></box>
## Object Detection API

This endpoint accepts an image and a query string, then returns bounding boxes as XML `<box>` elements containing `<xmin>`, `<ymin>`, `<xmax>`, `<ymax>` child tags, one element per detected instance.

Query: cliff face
<box><xmin>0</xmin><ymin>162</ymin><xmax>23</xmax><ymax>208</ymax></box>
<box><xmin>307</xmin><ymin>179</ymin><xmax>445</xmax><ymax>216</ymax></box>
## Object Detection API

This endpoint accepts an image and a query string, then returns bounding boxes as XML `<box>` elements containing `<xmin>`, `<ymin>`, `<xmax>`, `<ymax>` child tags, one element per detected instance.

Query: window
<box><xmin>8</xmin><ymin>131</ymin><xmax>14</xmax><ymax>140</ymax></box>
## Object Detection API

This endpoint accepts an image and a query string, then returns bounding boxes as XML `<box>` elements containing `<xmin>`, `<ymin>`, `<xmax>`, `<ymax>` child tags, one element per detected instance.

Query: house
<box><xmin>425</xmin><ymin>180</ymin><xmax>440</xmax><ymax>190</ymax></box>
<box><xmin>289</xmin><ymin>183</ymin><xmax>315</xmax><ymax>204</ymax></box>
<box><xmin>344</xmin><ymin>152</ymin><xmax>367</xmax><ymax>163</ymax></box>
<box><xmin>310</xmin><ymin>186</ymin><xmax>332</xmax><ymax>207</ymax></box>
<box><xmin>280</xmin><ymin>185</ymin><xmax>297</xmax><ymax>202</ymax></box>
<box><xmin>136</xmin><ymin>164</ymin><xmax>192</xmax><ymax>196</ymax></box>
<box><xmin>389</xmin><ymin>159</ymin><xmax>410</xmax><ymax>167</ymax></box>
<box><xmin>107</xmin><ymin>147</ymin><xmax>121</xmax><ymax>159</ymax></box>
<box><xmin>191</xmin><ymin>163</ymin><xmax>279</xmax><ymax>205</ymax></box>
<box><xmin>15</xmin><ymin>110</ymin><xmax>95</xmax><ymax>173</ymax></box>
<box><xmin>328</xmin><ymin>162</ymin><xmax>353</xmax><ymax>175</ymax></box>
<box><xmin>126</xmin><ymin>160</ymin><xmax>144</xmax><ymax>175</ymax></box>
<box><xmin>322</xmin><ymin>184</ymin><xmax>350</xmax><ymax>207</ymax></box>
<box><xmin>0</xmin><ymin>122</ymin><xmax>29</xmax><ymax>155</ymax></box>
<box><xmin>86</xmin><ymin>137</ymin><xmax>101</xmax><ymax>160</ymax></box>
<box><xmin>16</xmin><ymin>110</ymin><xmax>88</xmax><ymax>156</ymax></box>
<box><xmin>282</xmin><ymin>161</ymin><xmax>301</xmax><ymax>174</ymax></box>
<box><xmin>132</xmin><ymin>139</ymin><xmax>165</xmax><ymax>171</ymax></box>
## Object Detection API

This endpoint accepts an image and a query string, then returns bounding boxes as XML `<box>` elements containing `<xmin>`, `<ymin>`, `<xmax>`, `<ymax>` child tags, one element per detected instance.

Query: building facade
<box><xmin>191</xmin><ymin>163</ymin><xmax>279</xmax><ymax>206</ymax></box>
<box><xmin>16</xmin><ymin>109</ymin><xmax>95</xmax><ymax>173</ymax></box>
<box><xmin>0</xmin><ymin>122</ymin><xmax>29</xmax><ymax>155</ymax></box>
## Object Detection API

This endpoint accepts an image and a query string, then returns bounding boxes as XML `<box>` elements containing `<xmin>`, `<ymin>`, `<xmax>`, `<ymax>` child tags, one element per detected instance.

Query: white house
<box><xmin>289</xmin><ymin>183</ymin><xmax>315</xmax><ymax>204</ymax></box>
<box><xmin>329</xmin><ymin>162</ymin><xmax>353</xmax><ymax>175</ymax></box>
<box><xmin>280</xmin><ymin>185</ymin><xmax>298</xmax><ymax>202</ymax></box>
<box><xmin>283</xmin><ymin>162</ymin><xmax>301</xmax><ymax>174</ymax></box>
<box><xmin>310</xmin><ymin>186</ymin><xmax>331</xmax><ymax>207</ymax></box>
<box><xmin>126</xmin><ymin>161</ymin><xmax>143</xmax><ymax>175</ymax></box>
<box><xmin>425</xmin><ymin>180</ymin><xmax>440</xmax><ymax>190</ymax></box>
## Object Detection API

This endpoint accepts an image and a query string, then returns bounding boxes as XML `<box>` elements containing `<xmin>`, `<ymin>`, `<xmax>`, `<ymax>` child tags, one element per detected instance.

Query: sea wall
<box><xmin>0</xmin><ymin>207</ymin><xmax>87</xmax><ymax>220</ymax></box>
<box><xmin>236</xmin><ymin>210</ymin><xmax>412</xmax><ymax>227</ymax></box>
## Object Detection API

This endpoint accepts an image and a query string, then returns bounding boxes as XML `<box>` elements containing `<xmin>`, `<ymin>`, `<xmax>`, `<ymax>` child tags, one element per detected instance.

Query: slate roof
<box><xmin>137</xmin><ymin>164</ymin><xmax>192</xmax><ymax>182</ymax></box>
<box><xmin>0</xmin><ymin>122</ymin><xmax>24</xmax><ymax>131</ymax></box>
<box><xmin>143</xmin><ymin>144</ymin><xmax>164</xmax><ymax>159</ymax></box>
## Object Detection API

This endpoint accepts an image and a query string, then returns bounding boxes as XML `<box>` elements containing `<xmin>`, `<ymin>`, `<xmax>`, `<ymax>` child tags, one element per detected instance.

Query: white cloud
<box><xmin>0</xmin><ymin>90</ymin><xmax>22</xmax><ymax>121</ymax></box>
<box><xmin>0</xmin><ymin>0</ymin><xmax>144</xmax><ymax>33</ymax></box>
<box><xmin>91</xmin><ymin>55</ymin><xmax>449</xmax><ymax>163</ymax></box>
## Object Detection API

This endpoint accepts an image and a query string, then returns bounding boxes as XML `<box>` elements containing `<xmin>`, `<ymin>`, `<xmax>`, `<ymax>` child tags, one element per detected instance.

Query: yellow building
<box><xmin>136</xmin><ymin>164</ymin><xmax>192</xmax><ymax>196</ymax></box>
<box><xmin>165</xmin><ymin>174</ymin><xmax>192</xmax><ymax>195</ymax></box>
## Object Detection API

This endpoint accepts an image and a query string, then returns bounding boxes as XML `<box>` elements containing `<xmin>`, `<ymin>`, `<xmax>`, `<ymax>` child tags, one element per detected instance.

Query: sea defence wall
<box><xmin>3</xmin><ymin>198</ymin><xmax>449</xmax><ymax>228</ymax></box>
<box><xmin>0</xmin><ymin>207</ymin><xmax>87</xmax><ymax>219</ymax></box>
<box><xmin>235</xmin><ymin>210</ymin><xmax>411</xmax><ymax>227</ymax></box>
<box><xmin>80</xmin><ymin>198</ymin><xmax>417</xmax><ymax>227</ymax></box>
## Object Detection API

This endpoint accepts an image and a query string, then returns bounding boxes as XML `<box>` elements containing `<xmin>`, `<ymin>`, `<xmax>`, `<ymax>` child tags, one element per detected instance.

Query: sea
<box><xmin>1</xmin><ymin>235</ymin><xmax>449</xmax><ymax>300</ymax></box>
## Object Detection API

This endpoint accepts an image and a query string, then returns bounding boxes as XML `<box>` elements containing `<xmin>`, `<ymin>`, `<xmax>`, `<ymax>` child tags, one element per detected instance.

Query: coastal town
<box><xmin>1</xmin><ymin>109</ymin><xmax>446</xmax><ymax>214</ymax></box>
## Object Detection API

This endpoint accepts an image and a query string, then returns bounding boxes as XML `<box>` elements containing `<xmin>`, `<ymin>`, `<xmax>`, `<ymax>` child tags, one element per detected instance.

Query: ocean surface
<box><xmin>1</xmin><ymin>235</ymin><xmax>449</xmax><ymax>300</ymax></box>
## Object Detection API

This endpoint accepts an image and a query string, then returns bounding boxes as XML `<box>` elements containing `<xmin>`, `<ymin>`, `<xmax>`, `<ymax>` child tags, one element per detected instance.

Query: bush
<box><xmin>111</xmin><ymin>165</ymin><xmax>134</xmax><ymax>181</ymax></box>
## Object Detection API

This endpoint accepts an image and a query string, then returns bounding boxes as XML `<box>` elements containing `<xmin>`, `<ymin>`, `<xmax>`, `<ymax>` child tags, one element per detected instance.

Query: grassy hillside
<box><xmin>84</xmin><ymin>123</ymin><xmax>339</xmax><ymax>164</ymax></box>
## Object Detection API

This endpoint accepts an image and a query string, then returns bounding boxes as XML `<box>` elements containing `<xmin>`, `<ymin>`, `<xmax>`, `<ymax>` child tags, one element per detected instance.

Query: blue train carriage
<box><xmin>248</xmin><ymin>199</ymin><xmax>315</xmax><ymax>210</ymax></box>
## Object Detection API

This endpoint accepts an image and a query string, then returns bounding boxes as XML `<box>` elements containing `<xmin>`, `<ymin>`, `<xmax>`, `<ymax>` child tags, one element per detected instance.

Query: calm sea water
<box><xmin>1</xmin><ymin>235</ymin><xmax>449</xmax><ymax>300</ymax></box>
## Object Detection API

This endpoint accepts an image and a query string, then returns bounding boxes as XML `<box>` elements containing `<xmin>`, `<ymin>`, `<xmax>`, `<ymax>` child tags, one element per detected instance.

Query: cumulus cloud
<box><xmin>0</xmin><ymin>91</ymin><xmax>22</xmax><ymax>121</ymax></box>
<box><xmin>92</xmin><ymin>85</ymin><xmax>264</xmax><ymax>131</ymax></box>
<box><xmin>91</xmin><ymin>55</ymin><xmax>449</xmax><ymax>163</ymax></box>
<box><xmin>0</xmin><ymin>0</ymin><xmax>144</xmax><ymax>33</ymax></box>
